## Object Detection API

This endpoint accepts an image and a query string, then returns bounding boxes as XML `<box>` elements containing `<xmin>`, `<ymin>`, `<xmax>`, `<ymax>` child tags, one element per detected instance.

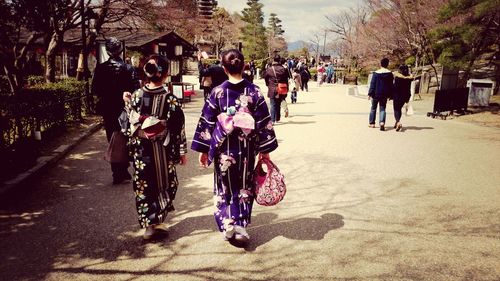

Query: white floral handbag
<box><xmin>253</xmin><ymin>158</ymin><xmax>286</xmax><ymax>206</ymax></box>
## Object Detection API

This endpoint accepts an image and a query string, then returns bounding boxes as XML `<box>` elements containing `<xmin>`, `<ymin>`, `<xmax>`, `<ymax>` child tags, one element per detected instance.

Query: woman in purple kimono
<box><xmin>192</xmin><ymin>49</ymin><xmax>278</xmax><ymax>244</ymax></box>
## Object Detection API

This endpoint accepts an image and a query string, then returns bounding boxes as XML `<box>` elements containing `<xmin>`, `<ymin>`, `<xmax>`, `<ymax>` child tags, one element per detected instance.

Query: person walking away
<box><xmin>316</xmin><ymin>63</ymin><xmax>325</xmax><ymax>86</ymax></box>
<box><xmin>249</xmin><ymin>59</ymin><xmax>256</xmax><ymax>77</ymax></box>
<box><xmin>326</xmin><ymin>64</ymin><xmax>334</xmax><ymax>83</ymax></box>
<box><xmin>291</xmin><ymin>87</ymin><xmax>298</xmax><ymax>103</ymax></box>
<box><xmin>191</xmin><ymin>49</ymin><xmax>278</xmax><ymax>245</ymax></box>
<box><xmin>198</xmin><ymin>53</ymin><xmax>229</xmax><ymax>99</ymax></box>
<box><xmin>368</xmin><ymin>58</ymin><xmax>394</xmax><ymax>131</ymax></box>
<box><xmin>300</xmin><ymin>65</ymin><xmax>311</xmax><ymax>92</ymax></box>
<box><xmin>264</xmin><ymin>55</ymin><xmax>289</xmax><ymax>123</ymax></box>
<box><xmin>292</xmin><ymin>68</ymin><xmax>302</xmax><ymax>92</ymax></box>
<box><xmin>91</xmin><ymin>37</ymin><xmax>140</xmax><ymax>184</ymax></box>
<box><xmin>243</xmin><ymin>64</ymin><xmax>254</xmax><ymax>83</ymax></box>
<box><xmin>393</xmin><ymin>64</ymin><xmax>413</xmax><ymax>131</ymax></box>
<box><xmin>122</xmin><ymin>55</ymin><xmax>187</xmax><ymax>240</ymax></box>
<box><xmin>200</xmin><ymin>63</ymin><xmax>212</xmax><ymax>100</ymax></box>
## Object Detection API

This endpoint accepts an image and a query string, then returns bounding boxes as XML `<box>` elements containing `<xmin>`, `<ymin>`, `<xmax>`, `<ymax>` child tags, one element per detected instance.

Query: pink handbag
<box><xmin>253</xmin><ymin>158</ymin><xmax>286</xmax><ymax>206</ymax></box>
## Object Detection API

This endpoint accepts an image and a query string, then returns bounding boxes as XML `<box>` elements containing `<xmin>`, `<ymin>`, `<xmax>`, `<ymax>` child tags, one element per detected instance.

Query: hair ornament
<box><xmin>144</xmin><ymin>60</ymin><xmax>161</xmax><ymax>78</ymax></box>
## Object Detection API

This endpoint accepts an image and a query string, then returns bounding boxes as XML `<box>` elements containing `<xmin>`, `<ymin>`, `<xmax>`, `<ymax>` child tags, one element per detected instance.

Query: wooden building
<box><xmin>93</xmin><ymin>28</ymin><xmax>198</xmax><ymax>82</ymax></box>
<box><xmin>20</xmin><ymin>27</ymin><xmax>197</xmax><ymax>83</ymax></box>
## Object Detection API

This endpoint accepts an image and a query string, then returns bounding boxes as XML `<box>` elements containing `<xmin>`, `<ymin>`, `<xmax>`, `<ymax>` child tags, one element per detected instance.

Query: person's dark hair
<box><xmin>105</xmin><ymin>37</ymin><xmax>123</xmax><ymax>57</ymax></box>
<box><xmin>221</xmin><ymin>49</ymin><xmax>245</xmax><ymax>75</ymax></box>
<box><xmin>273</xmin><ymin>55</ymin><xmax>281</xmax><ymax>63</ymax></box>
<box><xmin>143</xmin><ymin>54</ymin><xmax>169</xmax><ymax>83</ymax></box>
<box><xmin>398</xmin><ymin>64</ymin><xmax>409</xmax><ymax>76</ymax></box>
<box><xmin>380</xmin><ymin>58</ymin><xmax>389</xmax><ymax>68</ymax></box>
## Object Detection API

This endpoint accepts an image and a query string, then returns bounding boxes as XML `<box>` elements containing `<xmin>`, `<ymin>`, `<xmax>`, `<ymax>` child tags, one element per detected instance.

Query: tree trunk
<box><xmin>45</xmin><ymin>33</ymin><xmax>61</xmax><ymax>83</ymax></box>
<box><xmin>3</xmin><ymin>65</ymin><xmax>19</xmax><ymax>95</ymax></box>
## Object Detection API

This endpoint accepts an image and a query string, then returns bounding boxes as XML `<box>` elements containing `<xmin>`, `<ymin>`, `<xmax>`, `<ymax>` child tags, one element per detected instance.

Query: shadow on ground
<box><xmin>245</xmin><ymin>213</ymin><xmax>344</xmax><ymax>251</ymax></box>
<box><xmin>0</xmin><ymin>130</ymin><xmax>216</xmax><ymax>281</ymax></box>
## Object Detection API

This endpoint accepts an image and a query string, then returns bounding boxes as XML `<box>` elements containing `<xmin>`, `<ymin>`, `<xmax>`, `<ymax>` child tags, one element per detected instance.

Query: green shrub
<box><xmin>27</xmin><ymin>75</ymin><xmax>45</xmax><ymax>86</ymax></box>
<box><xmin>1</xmin><ymin>77</ymin><xmax>86</xmax><ymax>143</ymax></box>
<box><xmin>405</xmin><ymin>56</ymin><xmax>416</xmax><ymax>66</ymax></box>
<box><xmin>1</xmin><ymin>78</ymin><xmax>87</xmax><ymax>180</ymax></box>
<box><xmin>201</xmin><ymin>58</ymin><xmax>218</xmax><ymax>66</ymax></box>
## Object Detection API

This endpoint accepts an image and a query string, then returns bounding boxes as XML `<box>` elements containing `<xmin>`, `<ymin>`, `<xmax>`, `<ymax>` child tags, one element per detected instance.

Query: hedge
<box><xmin>0</xmin><ymin>77</ymin><xmax>87</xmax><ymax>181</ymax></box>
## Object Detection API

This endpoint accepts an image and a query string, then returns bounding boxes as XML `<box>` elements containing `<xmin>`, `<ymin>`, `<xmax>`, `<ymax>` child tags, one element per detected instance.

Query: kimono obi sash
<box><xmin>206</xmin><ymin>86</ymin><xmax>257</xmax><ymax>164</ymax></box>
<box><xmin>216</xmin><ymin>111</ymin><xmax>255</xmax><ymax>136</ymax></box>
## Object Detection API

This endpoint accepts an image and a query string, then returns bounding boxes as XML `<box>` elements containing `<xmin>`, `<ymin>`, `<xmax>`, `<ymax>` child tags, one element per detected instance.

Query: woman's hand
<box><xmin>259</xmin><ymin>153</ymin><xmax>270</xmax><ymax>160</ymax></box>
<box><xmin>123</xmin><ymin>92</ymin><xmax>132</xmax><ymax>103</ymax></box>
<box><xmin>199</xmin><ymin>153</ymin><xmax>209</xmax><ymax>168</ymax></box>
<box><xmin>179</xmin><ymin>155</ymin><xmax>187</xmax><ymax>166</ymax></box>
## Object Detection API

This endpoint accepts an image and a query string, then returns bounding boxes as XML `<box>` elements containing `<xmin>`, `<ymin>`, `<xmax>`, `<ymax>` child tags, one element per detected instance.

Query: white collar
<box><xmin>375</xmin><ymin>67</ymin><xmax>392</xmax><ymax>74</ymax></box>
<box><xmin>228</xmin><ymin>78</ymin><xmax>244</xmax><ymax>84</ymax></box>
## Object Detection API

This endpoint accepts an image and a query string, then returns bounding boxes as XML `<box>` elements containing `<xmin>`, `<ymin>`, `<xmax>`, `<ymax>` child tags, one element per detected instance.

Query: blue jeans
<box><xmin>270</xmin><ymin>96</ymin><xmax>282</xmax><ymax>122</ymax></box>
<box><xmin>369</xmin><ymin>97</ymin><xmax>387</xmax><ymax>125</ymax></box>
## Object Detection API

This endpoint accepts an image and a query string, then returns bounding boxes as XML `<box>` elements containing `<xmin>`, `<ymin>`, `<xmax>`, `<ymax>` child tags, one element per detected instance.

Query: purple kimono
<box><xmin>192</xmin><ymin>79</ymin><xmax>278</xmax><ymax>232</ymax></box>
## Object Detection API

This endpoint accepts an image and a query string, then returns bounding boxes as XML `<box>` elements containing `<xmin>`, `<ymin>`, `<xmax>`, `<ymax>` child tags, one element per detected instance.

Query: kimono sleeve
<box><xmin>167</xmin><ymin>96</ymin><xmax>187</xmax><ymax>156</ymax></box>
<box><xmin>252</xmin><ymin>91</ymin><xmax>278</xmax><ymax>154</ymax></box>
<box><xmin>191</xmin><ymin>90</ymin><xmax>220</xmax><ymax>153</ymax></box>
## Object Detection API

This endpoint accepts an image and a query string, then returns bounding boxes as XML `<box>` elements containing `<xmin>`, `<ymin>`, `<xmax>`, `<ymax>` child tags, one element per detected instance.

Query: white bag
<box><xmin>281</xmin><ymin>99</ymin><xmax>289</xmax><ymax>118</ymax></box>
<box><xmin>405</xmin><ymin>103</ymin><xmax>414</xmax><ymax>116</ymax></box>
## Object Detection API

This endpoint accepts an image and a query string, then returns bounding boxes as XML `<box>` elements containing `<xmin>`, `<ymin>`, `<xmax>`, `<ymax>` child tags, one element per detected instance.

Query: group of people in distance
<box><xmin>92</xmin><ymin>38</ymin><xmax>278</xmax><ymax>245</ymax></box>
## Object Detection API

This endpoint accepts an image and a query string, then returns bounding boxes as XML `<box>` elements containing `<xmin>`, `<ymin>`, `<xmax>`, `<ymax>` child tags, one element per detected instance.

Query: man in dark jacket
<box><xmin>198</xmin><ymin>53</ymin><xmax>228</xmax><ymax>99</ymax></box>
<box><xmin>264</xmin><ymin>55</ymin><xmax>289</xmax><ymax>123</ymax></box>
<box><xmin>368</xmin><ymin>58</ymin><xmax>394</xmax><ymax>131</ymax></box>
<box><xmin>91</xmin><ymin>37</ymin><xmax>140</xmax><ymax>184</ymax></box>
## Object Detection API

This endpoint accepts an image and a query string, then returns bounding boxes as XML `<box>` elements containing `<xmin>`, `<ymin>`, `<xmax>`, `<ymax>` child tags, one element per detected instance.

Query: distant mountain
<box><xmin>287</xmin><ymin>40</ymin><xmax>311</xmax><ymax>52</ymax></box>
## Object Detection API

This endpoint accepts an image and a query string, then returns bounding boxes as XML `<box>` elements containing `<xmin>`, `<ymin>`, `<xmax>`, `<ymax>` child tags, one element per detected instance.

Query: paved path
<box><xmin>1</xmin><ymin>80</ymin><xmax>499</xmax><ymax>281</ymax></box>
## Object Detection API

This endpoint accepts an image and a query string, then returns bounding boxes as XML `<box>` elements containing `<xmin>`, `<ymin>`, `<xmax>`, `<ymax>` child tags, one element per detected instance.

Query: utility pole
<box><xmin>323</xmin><ymin>29</ymin><xmax>327</xmax><ymax>54</ymax></box>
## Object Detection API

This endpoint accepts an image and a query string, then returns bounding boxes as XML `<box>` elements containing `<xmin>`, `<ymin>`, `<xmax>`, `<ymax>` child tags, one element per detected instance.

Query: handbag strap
<box><xmin>259</xmin><ymin>158</ymin><xmax>280</xmax><ymax>173</ymax></box>
<box><xmin>272</xmin><ymin>66</ymin><xmax>278</xmax><ymax>83</ymax></box>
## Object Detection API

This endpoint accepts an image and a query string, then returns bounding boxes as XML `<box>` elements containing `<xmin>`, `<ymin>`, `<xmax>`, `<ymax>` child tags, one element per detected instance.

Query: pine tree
<box><xmin>434</xmin><ymin>0</ymin><xmax>500</xmax><ymax>82</ymax></box>
<box><xmin>267</xmin><ymin>13</ymin><xmax>286</xmax><ymax>58</ymax></box>
<box><xmin>268</xmin><ymin>13</ymin><xmax>284</xmax><ymax>37</ymax></box>
<box><xmin>241</xmin><ymin>0</ymin><xmax>268</xmax><ymax>60</ymax></box>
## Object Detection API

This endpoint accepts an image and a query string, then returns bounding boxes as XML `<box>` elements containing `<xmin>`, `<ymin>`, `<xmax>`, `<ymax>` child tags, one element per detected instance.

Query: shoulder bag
<box><xmin>104</xmin><ymin>131</ymin><xmax>129</xmax><ymax>163</ymax></box>
<box><xmin>272</xmin><ymin>66</ymin><xmax>288</xmax><ymax>95</ymax></box>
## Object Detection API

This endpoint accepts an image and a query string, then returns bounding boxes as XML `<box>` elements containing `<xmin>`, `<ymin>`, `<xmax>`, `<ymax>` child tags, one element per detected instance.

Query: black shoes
<box><xmin>380</xmin><ymin>123</ymin><xmax>385</xmax><ymax>131</ymax></box>
<box><xmin>113</xmin><ymin>172</ymin><xmax>132</xmax><ymax>185</ymax></box>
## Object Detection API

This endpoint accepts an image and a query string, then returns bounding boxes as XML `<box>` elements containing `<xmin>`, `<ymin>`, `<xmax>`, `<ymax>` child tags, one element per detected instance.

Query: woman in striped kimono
<box><xmin>124</xmin><ymin>55</ymin><xmax>187</xmax><ymax>240</ymax></box>
<box><xmin>192</xmin><ymin>49</ymin><xmax>278</xmax><ymax>244</ymax></box>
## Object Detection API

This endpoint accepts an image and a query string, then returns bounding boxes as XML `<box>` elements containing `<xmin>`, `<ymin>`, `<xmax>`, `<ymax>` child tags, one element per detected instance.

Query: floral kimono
<box><xmin>191</xmin><ymin>79</ymin><xmax>278</xmax><ymax>233</ymax></box>
<box><xmin>126</xmin><ymin>85</ymin><xmax>187</xmax><ymax>228</ymax></box>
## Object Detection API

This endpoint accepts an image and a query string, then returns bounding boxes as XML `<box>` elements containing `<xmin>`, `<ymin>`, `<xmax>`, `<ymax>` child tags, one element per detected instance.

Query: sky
<box><xmin>216</xmin><ymin>0</ymin><xmax>363</xmax><ymax>43</ymax></box>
